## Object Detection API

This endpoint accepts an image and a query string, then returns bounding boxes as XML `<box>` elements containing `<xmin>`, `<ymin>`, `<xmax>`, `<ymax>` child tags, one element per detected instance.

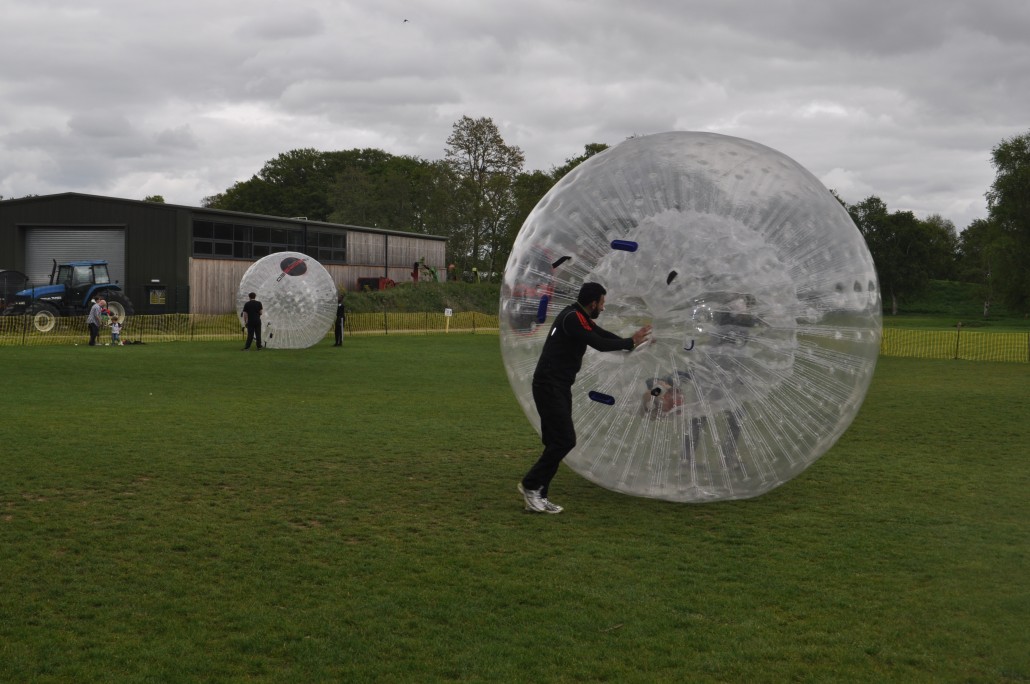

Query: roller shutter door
<box><xmin>24</xmin><ymin>227</ymin><xmax>126</xmax><ymax>288</ymax></box>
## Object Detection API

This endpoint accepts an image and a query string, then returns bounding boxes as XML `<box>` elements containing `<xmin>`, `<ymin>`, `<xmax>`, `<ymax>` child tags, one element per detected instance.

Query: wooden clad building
<box><xmin>0</xmin><ymin>193</ymin><xmax>448</xmax><ymax>314</ymax></box>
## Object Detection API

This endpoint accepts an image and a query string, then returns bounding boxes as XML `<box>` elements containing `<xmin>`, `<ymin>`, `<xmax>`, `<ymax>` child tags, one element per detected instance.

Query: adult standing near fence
<box><xmin>86</xmin><ymin>298</ymin><xmax>106</xmax><ymax>346</ymax></box>
<box><xmin>334</xmin><ymin>294</ymin><xmax>346</xmax><ymax>346</ymax></box>
<box><xmin>241</xmin><ymin>292</ymin><xmax>263</xmax><ymax>350</ymax></box>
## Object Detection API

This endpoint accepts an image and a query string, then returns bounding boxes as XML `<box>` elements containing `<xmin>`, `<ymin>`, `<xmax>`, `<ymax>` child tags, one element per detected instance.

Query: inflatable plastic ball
<box><xmin>236</xmin><ymin>252</ymin><xmax>337</xmax><ymax>349</ymax></box>
<box><xmin>499</xmin><ymin>131</ymin><xmax>881</xmax><ymax>502</ymax></box>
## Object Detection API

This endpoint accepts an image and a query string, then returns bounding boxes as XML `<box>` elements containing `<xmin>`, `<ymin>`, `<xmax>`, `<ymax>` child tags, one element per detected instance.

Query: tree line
<box><xmin>202</xmin><ymin>118</ymin><xmax>1030</xmax><ymax>314</ymax></box>
<box><xmin>841</xmin><ymin>130</ymin><xmax>1030</xmax><ymax>314</ymax></box>
<box><xmin>203</xmin><ymin>116</ymin><xmax>606</xmax><ymax>283</ymax></box>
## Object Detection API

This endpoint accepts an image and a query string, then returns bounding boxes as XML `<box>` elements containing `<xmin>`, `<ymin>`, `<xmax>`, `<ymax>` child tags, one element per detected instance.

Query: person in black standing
<box><xmin>334</xmin><ymin>294</ymin><xmax>346</xmax><ymax>346</ymax></box>
<box><xmin>518</xmin><ymin>282</ymin><xmax>651</xmax><ymax>514</ymax></box>
<box><xmin>241</xmin><ymin>292</ymin><xmax>263</xmax><ymax>350</ymax></box>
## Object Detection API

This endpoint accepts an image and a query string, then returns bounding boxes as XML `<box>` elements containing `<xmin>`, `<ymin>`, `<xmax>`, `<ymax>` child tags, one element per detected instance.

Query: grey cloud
<box><xmin>235</xmin><ymin>8</ymin><xmax>325</xmax><ymax>40</ymax></box>
<box><xmin>68</xmin><ymin>113</ymin><xmax>137</xmax><ymax>139</ymax></box>
<box><xmin>155</xmin><ymin>125</ymin><xmax>200</xmax><ymax>150</ymax></box>
<box><xmin>2</xmin><ymin>0</ymin><xmax>1028</xmax><ymax>230</ymax></box>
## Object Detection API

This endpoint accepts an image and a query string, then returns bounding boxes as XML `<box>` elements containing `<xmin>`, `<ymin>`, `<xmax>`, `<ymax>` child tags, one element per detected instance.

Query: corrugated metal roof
<box><xmin>1</xmin><ymin>192</ymin><xmax>448</xmax><ymax>241</ymax></box>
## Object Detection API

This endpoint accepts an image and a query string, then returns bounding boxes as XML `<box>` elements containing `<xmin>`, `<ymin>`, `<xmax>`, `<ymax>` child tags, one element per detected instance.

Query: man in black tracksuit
<box><xmin>334</xmin><ymin>294</ymin><xmax>346</xmax><ymax>346</ymax></box>
<box><xmin>241</xmin><ymin>292</ymin><xmax>263</xmax><ymax>350</ymax></box>
<box><xmin>518</xmin><ymin>282</ymin><xmax>651</xmax><ymax>514</ymax></box>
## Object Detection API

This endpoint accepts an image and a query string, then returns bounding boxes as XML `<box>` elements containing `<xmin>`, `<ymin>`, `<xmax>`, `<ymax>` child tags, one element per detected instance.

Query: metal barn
<box><xmin>0</xmin><ymin>193</ymin><xmax>448</xmax><ymax>314</ymax></box>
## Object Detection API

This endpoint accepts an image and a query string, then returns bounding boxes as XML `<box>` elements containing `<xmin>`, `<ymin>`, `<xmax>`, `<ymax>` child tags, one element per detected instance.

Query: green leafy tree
<box><xmin>201</xmin><ymin>145</ymin><xmax>456</xmax><ymax>262</ymax></box>
<box><xmin>493</xmin><ymin>144</ymin><xmax>612</xmax><ymax>274</ymax></box>
<box><xmin>551</xmin><ymin>143</ymin><xmax>609</xmax><ymax>181</ymax></box>
<box><xmin>204</xmin><ymin>148</ymin><xmax>356</xmax><ymax>221</ymax></box>
<box><xmin>957</xmin><ymin>217</ymin><xmax>1009</xmax><ymax>317</ymax></box>
<box><xmin>984</xmin><ymin>130</ymin><xmax>1030</xmax><ymax>310</ymax></box>
<box><xmin>510</xmin><ymin>169</ymin><xmax>555</xmax><ymax>244</ymax></box>
<box><xmin>918</xmin><ymin>213</ymin><xmax>959</xmax><ymax>281</ymax></box>
<box><xmin>329</xmin><ymin>152</ymin><xmax>453</xmax><ymax>235</ymax></box>
<box><xmin>444</xmin><ymin>116</ymin><xmax>525</xmax><ymax>281</ymax></box>
<box><xmin>848</xmin><ymin>196</ymin><xmax>932</xmax><ymax>315</ymax></box>
<box><xmin>143</xmin><ymin>195</ymin><xmax>166</xmax><ymax>203</ymax></box>
<box><xmin>318</xmin><ymin>148</ymin><xmax>393</xmax><ymax>227</ymax></box>
<box><xmin>202</xmin><ymin>176</ymin><xmax>279</xmax><ymax>216</ymax></box>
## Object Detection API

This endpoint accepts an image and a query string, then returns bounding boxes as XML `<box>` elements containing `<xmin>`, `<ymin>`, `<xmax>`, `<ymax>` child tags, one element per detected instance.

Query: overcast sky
<box><xmin>2</xmin><ymin>0</ymin><xmax>1028</xmax><ymax>230</ymax></box>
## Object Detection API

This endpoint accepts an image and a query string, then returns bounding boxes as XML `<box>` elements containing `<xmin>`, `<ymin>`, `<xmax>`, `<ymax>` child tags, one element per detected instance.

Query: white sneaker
<box><xmin>540</xmin><ymin>498</ymin><xmax>564</xmax><ymax>514</ymax></box>
<box><xmin>517</xmin><ymin>482</ymin><xmax>547</xmax><ymax>513</ymax></box>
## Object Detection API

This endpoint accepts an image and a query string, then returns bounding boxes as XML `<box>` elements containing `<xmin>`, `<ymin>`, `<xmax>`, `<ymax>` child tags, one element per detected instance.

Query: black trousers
<box><xmin>245</xmin><ymin>321</ymin><xmax>262</xmax><ymax>349</ymax></box>
<box><xmin>88</xmin><ymin>322</ymin><xmax>100</xmax><ymax>346</ymax></box>
<box><xmin>334</xmin><ymin>317</ymin><xmax>344</xmax><ymax>344</ymax></box>
<box><xmin>522</xmin><ymin>381</ymin><xmax>576</xmax><ymax>496</ymax></box>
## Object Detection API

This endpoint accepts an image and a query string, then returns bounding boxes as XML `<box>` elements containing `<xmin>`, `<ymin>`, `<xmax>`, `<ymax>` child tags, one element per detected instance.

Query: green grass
<box><xmin>1</xmin><ymin>338</ymin><xmax>1028</xmax><ymax>682</ymax></box>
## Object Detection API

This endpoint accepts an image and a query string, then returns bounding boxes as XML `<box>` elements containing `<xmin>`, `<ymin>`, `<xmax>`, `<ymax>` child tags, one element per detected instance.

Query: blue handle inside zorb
<box><xmin>588</xmin><ymin>391</ymin><xmax>615</xmax><ymax>405</ymax></box>
<box><xmin>535</xmin><ymin>295</ymin><xmax>550</xmax><ymax>323</ymax></box>
<box><xmin>610</xmin><ymin>240</ymin><xmax>638</xmax><ymax>252</ymax></box>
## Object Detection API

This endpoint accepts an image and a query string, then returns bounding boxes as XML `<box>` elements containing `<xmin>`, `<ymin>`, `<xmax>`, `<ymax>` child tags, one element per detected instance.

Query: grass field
<box><xmin>1</xmin><ymin>336</ymin><xmax>1028</xmax><ymax>682</ymax></box>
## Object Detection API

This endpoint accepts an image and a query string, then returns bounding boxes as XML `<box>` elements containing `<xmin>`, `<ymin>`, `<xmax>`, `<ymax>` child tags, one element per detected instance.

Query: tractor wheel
<box><xmin>30</xmin><ymin>302</ymin><xmax>60</xmax><ymax>333</ymax></box>
<box><xmin>98</xmin><ymin>291</ymin><xmax>135</xmax><ymax>321</ymax></box>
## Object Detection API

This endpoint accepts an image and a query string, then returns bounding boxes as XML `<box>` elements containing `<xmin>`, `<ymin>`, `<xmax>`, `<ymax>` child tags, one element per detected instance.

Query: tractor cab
<box><xmin>55</xmin><ymin>261</ymin><xmax>112</xmax><ymax>307</ymax></box>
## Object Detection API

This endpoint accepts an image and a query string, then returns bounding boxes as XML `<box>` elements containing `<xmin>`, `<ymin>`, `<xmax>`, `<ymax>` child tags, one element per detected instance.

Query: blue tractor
<box><xmin>1</xmin><ymin>260</ymin><xmax>135</xmax><ymax>333</ymax></box>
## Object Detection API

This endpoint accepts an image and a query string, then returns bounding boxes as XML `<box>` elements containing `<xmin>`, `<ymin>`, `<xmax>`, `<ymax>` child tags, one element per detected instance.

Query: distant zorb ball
<box><xmin>499</xmin><ymin>131</ymin><xmax>882</xmax><ymax>502</ymax></box>
<box><xmin>236</xmin><ymin>252</ymin><xmax>337</xmax><ymax>349</ymax></box>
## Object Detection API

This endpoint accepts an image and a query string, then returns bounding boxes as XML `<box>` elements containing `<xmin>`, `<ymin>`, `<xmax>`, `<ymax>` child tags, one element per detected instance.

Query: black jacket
<box><xmin>242</xmin><ymin>299</ymin><xmax>262</xmax><ymax>326</ymax></box>
<box><xmin>533</xmin><ymin>303</ymin><xmax>634</xmax><ymax>386</ymax></box>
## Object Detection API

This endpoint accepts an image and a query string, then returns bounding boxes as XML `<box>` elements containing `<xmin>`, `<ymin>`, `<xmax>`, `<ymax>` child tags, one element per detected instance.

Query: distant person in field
<box><xmin>110</xmin><ymin>315</ymin><xmax>122</xmax><ymax>346</ymax></box>
<box><xmin>241</xmin><ymin>292</ymin><xmax>263</xmax><ymax>350</ymax></box>
<box><xmin>334</xmin><ymin>294</ymin><xmax>346</xmax><ymax>346</ymax></box>
<box><xmin>518</xmin><ymin>282</ymin><xmax>651</xmax><ymax>514</ymax></box>
<box><xmin>87</xmin><ymin>297</ymin><xmax>106</xmax><ymax>346</ymax></box>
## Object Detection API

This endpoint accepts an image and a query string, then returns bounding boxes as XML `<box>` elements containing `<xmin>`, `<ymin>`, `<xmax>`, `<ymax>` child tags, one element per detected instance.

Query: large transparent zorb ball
<box><xmin>236</xmin><ymin>252</ymin><xmax>336</xmax><ymax>349</ymax></box>
<box><xmin>500</xmin><ymin>132</ymin><xmax>881</xmax><ymax>502</ymax></box>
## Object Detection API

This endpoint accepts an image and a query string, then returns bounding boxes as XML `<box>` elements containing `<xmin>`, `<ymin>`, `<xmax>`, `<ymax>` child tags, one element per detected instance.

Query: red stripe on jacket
<box><xmin>575</xmin><ymin>310</ymin><xmax>593</xmax><ymax>331</ymax></box>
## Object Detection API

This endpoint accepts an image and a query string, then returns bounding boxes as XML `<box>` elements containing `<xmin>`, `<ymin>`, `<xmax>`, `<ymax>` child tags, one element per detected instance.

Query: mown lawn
<box><xmin>1</xmin><ymin>337</ymin><xmax>1027</xmax><ymax>682</ymax></box>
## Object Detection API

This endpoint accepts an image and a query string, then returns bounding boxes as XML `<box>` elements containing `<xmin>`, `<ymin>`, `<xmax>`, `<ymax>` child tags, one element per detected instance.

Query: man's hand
<box><xmin>632</xmin><ymin>325</ymin><xmax>652</xmax><ymax>348</ymax></box>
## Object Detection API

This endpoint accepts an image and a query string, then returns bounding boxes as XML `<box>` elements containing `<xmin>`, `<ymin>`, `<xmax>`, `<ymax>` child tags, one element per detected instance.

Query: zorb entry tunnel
<box><xmin>499</xmin><ymin>131</ymin><xmax>882</xmax><ymax>503</ymax></box>
<box><xmin>237</xmin><ymin>252</ymin><xmax>337</xmax><ymax>349</ymax></box>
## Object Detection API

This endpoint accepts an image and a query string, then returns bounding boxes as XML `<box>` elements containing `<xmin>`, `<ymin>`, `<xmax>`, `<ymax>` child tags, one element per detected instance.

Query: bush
<box><xmin>342</xmin><ymin>281</ymin><xmax>500</xmax><ymax>314</ymax></box>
